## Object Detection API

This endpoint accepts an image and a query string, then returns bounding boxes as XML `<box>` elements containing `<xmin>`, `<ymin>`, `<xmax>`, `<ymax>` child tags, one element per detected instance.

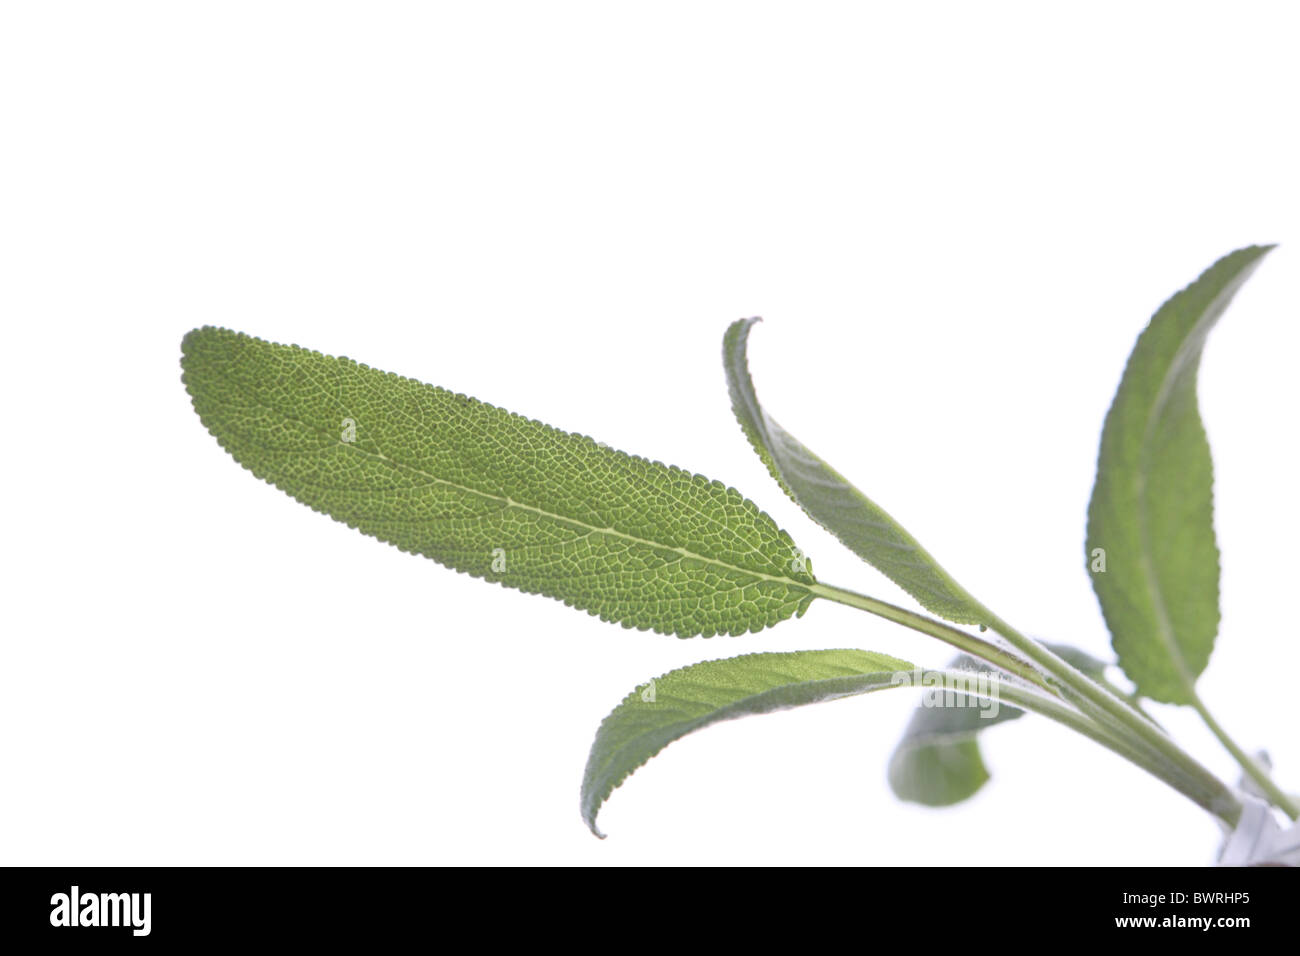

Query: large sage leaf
<box><xmin>1085</xmin><ymin>246</ymin><xmax>1272</xmax><ymax>703</ymax></box>
<box><xmin>182</xmin><ymin>327</ymin><xmax>817</xmax><ymax>637</ymax></box>
<box><xmin>724</xmin><ymin>318</ymin><xmax>988</xmax><ymax>626</ymax></box>
<box><xmin>889</xmin><ymin>644</ymin><xmax>1109</xmax><ymax>806</ymax></box>
<box><xmin>581</xmin><ymin>649</ymin><xmax>915</xmax><ymax>836</ymax></box>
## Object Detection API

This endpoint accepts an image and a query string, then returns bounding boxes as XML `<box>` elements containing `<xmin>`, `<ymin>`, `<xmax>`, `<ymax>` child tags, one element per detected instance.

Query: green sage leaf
<box><xmin>581</xmin><ymin>649</ymin><xmax>915</xmax><ymax>836</ymax></box>
<box><xmin>1085</xmin><ymin>246</ymin><xmax>1272</xmax><ymax>703</ymax></box>
<box><xmin>181</xmin><ymin>327</ymin><xmax>817</xmax><ymax>637</ymax></box>
<box><xmin>724</xmin><ymin>318</ymin><xmax>988</xmax><ymax>626</ymax></box>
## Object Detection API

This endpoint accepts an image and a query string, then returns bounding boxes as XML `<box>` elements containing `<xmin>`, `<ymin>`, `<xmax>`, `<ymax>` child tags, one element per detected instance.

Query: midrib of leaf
<box><xmin>1133</xmin><ymin>332</ymin><xmax>1213</xmax><ymax>691</ymax></box>
<box><xmin>249</xmin><ymin>394</ymin><xmax>814</xmax><ymax>594</ymax></box>
<box><xmin>368</xmin><ymin>446</ymin><xmax>810</xmax><ymax>591</ymax></box>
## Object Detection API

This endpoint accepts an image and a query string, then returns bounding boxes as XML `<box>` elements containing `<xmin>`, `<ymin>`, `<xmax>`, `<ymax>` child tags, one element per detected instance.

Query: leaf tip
<box><xmin>581</xmin><ymin>793</ymin><xmax>610</xmax><ymax>839</ymax></box>
<box><xmin>722</xmin><ymin>315</ymin><xmax>762</xmax><ymax>351</ymax></box>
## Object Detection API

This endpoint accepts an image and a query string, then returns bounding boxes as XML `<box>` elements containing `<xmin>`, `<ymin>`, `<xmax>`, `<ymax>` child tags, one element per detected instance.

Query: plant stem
<box><xmin>981</xmin><ymin>612</ymin><xmax>1241</xmax><ymax>826</ymax></box>
<box><xmin>966</xmin><ymin>677</ymin><xmax>1234</xmax><ymax>821</ymax></box>
<box><xmin>1189</xmin><ymin>691</ymin><xmax>1300</xmax><ymax>820</ymax></box>
<box><xmin>809</xmin><ymin>583</ymin><xmax>1049</xmax><ymax>692</ymax></box>
<box><xmin>812</xmin><ymin>580</ymin><xmax>1242</xmax><ymax>827</ymax></box>
<box><xmin>1094</xmin><ymin>675</ymin><xmax>1159</xmax><ymax>726</ymax></box>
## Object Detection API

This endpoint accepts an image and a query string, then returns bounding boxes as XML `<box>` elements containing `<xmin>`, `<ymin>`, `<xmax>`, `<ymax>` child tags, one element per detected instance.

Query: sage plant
<box><xmin>181</xmin><ymin>245</ymin><xmax>1296</xmax><ymax>862</ymax></box>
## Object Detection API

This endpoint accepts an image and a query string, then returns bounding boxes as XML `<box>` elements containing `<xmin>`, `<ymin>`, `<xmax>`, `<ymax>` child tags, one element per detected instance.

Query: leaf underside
<box><xmin>181</xmin><ymin>327</ymin><xmax>816</xmax><ymax>638</ymax></box>
<box><xmin>1085</xmin><ymin>246</ymin><xmax>1272</xmax><ymax>703</ymax></box>
<box><xmin>581</xmin><ymin>649</ymin><xmax>915</xmax><ymax>836</ymax></box>
<box><xmin>724</xmin><ymin>318</ymin><xmax>988</xmax><ymax>626</ymax></box>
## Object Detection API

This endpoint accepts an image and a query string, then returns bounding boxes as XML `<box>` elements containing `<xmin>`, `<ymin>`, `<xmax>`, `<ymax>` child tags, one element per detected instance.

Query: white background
<box><xmin>3</xmin><ymin>2</ymin><xmax>1298</xmax><ymax>866</ymax></box>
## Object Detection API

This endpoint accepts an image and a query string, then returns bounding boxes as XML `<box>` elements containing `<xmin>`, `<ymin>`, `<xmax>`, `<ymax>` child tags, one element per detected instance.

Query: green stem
<box><xmin>1096</xmin><ymin>676</ymin><xmax>1159</xmax><ymax>727</ymax></box>
<box><xmin>968</xmin><ymin>677</ymin><xmax>1233</xmax><ymax>821</ymax></box>
<box><xmin>1189</xmin><ymin>691</ymin><xmax>1300</xmax><ymax>820</ymax></box>
<box><xmin>982</xmin><ymin>612</ymin><xmax>1241</xmax><ymax>827</ymax></box>
<box><xmin>809</xmin><ymin>583</ymin><xmax>1049</xmax><ymax>692</ymax></box>
<box><xmin>812</xmin><ymin>580</ymin><xmax>1242</xmax><ymax>827</ymax></box>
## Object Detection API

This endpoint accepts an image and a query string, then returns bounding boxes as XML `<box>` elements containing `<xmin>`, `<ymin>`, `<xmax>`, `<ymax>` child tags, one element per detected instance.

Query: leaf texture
<box><xmin>1085</xmin><ymin>246</ymin><xmax>1272</xmax><ymax>703</ymax></box>
<box><xmin>181</xmin><ymin>327</ymin><xmax>817</xmax><ymax>637</ymax></box>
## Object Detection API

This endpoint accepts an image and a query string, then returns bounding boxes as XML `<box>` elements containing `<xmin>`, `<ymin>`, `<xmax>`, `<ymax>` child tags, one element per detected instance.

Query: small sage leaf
<box><xmin>581</xmin><ymin>649</ymin><xmax>915</xmax><ymax>836</ymax></box>
<box><xmin>724</xmin><ymin>318</ymin><xmax>988</xmax><ymax>626</ymax></box>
